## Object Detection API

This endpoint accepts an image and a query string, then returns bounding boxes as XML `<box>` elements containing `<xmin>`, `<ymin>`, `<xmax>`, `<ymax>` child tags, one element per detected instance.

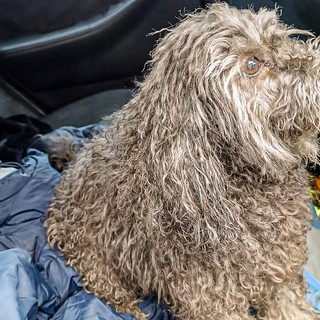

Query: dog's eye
<box><xmin>243</xmin><ymin>57</ymin><xmax>260</xmax><ymax>77</ymax></box>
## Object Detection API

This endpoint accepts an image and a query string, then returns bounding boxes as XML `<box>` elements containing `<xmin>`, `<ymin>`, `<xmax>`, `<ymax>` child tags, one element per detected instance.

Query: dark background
<box><xmin>0</xmin><ymin>0</ymin><xmax>318</xmax><ymax>127</ymax></box>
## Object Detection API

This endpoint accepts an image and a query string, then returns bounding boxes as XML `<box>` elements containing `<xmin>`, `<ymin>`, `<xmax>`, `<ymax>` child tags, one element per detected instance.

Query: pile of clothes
<box><xmin>0</xmin><ymin>115</ymin><xmax>52</xmax><ymax>163</ymax></box>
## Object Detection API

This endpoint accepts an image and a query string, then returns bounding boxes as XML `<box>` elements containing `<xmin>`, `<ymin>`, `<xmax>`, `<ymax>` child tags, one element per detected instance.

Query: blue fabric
<box><xmin>304</xmin><ymin>271</ymin><xmax>320</xmax><ymax>312</ymax></box>
<box><xmin>0</xmin><ymin>249</ymin><xmax>56</xmax><ymax>320</ymax></box>
<box><xmin>0</xmin><ymin>126</ymin><xmax>173</xmax><ymax>320</ymax></box>
<box><xmin>310</xmin><ymin>202</ymin><xmax>320</xmax><ymax>229</ymax></box>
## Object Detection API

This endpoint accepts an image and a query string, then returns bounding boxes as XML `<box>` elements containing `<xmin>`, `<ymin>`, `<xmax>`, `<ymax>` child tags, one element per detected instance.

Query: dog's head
<box><xmin>106</xmin><ymin>3</ymin><xmax>320</xmax><ymax>250</ymax></box>
<box><xmin>140</xmin><ymin>3</ymin><xmax>320</xmax><ymax>168</ymax></box>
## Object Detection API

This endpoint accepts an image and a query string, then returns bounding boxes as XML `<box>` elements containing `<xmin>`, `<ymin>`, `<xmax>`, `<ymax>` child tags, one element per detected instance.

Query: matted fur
<box><xmin>46</xmin><ymin>3</ymin><xmax>320</xmax><ymax>319</ymax></box>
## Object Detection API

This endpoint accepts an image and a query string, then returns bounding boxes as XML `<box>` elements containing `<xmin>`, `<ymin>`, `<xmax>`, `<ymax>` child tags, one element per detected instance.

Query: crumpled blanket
<box><xmin>0</xmin><ymin>125</ymin><xmax>173</xmax><ymax>320</ymax></box>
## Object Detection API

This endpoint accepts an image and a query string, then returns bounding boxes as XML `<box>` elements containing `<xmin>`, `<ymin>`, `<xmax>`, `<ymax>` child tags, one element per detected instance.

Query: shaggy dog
<box><xmin>46</xmin><ymin>3</ymin><xmax>320</xmax><ymax>320</ymax></box>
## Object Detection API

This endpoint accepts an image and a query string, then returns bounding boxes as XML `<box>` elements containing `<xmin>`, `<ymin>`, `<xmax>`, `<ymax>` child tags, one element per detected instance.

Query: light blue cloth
<box><xmin>310</xmin><ymin>202</ymin><xmax>320</xmax><ymax>229</ymax></box>
<box><xmin>305</xmin><ymin>271</ymin><xmax>320</xmax><ymax>311</ymax></box>
<box><xmin>0</xmin><ymin>249</ymin><xmax>55</xmax><ymax>320</ymax></box>
<box><xmin>0</xmin><ymin>248</ymin><xmax>169</xmax><ymax>320</ymax></box>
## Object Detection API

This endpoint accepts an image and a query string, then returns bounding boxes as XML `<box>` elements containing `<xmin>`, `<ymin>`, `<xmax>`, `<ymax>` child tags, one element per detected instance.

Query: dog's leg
<box><xmin>170</xmin><ymin>298</ymin><xmax>254</xmax><ymax>320</ymax></box>
<box><xmin>81</xmin><ymin>266</ymin><xmax>147</xmax><ymax>320</ymax></box>
<box><xmin>58</xmin><ymin>243</ymin><xmax>147</xmax><ymax>320</ymax></box>
<box><xmin>46</xmin><ymin>199</ymin><xmax>147</xmax><ymax>319</ymax></box>
<box><xmin>259</xmin><ymin>284</ymin><xmax>318</xmax><ymax>320</ymax></box>
<box><xmin>165</xmin><ymin>275</ymin><xmax>254</xmax><ymax>320</ymax></box>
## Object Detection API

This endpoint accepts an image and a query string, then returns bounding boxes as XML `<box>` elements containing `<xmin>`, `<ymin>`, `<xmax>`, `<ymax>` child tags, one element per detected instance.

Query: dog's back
<box><xmin>46</xmin><ymin>3</ymin><xmax>320</xmax><ymax>319</ymax></box>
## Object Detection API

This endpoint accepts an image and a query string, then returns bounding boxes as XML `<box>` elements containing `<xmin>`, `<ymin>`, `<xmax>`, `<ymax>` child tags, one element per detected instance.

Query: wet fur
<box><xmin>46</xmin><ymin>3</ymin><xmax>320</xmax><ymax>319</ymax></box>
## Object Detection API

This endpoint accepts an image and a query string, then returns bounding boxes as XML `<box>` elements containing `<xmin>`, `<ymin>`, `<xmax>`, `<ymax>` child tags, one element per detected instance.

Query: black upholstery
<box><xmin>0</xmin><ymin>0</ymin><xmax>318</xmax><ymax>114</ymax></box>
<box><xmin>0</xmin><ymin>0</ymin><xmax>116</xmax><ymax>41</ymax></box>
<box><xmin>0</xmin><ymin>0</ymin><xmax>202</xmax><ymax>113</ymax></box>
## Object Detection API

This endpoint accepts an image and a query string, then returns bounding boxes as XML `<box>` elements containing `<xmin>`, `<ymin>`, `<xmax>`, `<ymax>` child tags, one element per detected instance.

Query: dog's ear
<box><xmin>132</xmin><ymin>9</ymin><xmax>233</xmax><ymax>220</ymax></box>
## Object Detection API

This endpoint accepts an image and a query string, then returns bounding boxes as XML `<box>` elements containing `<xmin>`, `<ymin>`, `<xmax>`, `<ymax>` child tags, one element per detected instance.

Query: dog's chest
<box><xmin>229</xmin><ymin>168</ymin><xmax>310</xmax><ymax>239</ymax></box>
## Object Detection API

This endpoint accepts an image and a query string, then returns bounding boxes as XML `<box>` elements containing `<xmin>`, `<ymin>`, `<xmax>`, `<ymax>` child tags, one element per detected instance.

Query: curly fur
<box><xmin>46</xmin><ymin>3</ymin><xmax>320</xmax><ymax>319</ymax></box>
